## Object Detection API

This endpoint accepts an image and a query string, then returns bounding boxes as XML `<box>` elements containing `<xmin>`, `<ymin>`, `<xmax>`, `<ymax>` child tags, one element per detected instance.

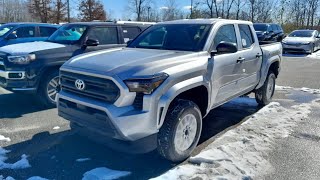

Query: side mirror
<box><xmin>6</xmin><ymin>33</ymin><xmax>17</xmax><ymax>40</ymax></box>
<box><xmin>85</xmin><ymin>38</ymin><xmax>99</xmax><ymax>46</ymax></box>
<box><xmin>211</xmin><ymin>42</ymin><xmax>238</xmax><ymax>56</ymax></box>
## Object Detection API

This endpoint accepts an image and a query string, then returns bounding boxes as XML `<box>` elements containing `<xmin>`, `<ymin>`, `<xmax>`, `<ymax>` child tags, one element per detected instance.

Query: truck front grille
<box><xmin>60</xmin><ymin>71</ymin><xmax>120</xmax><ymax>103</ymax></box>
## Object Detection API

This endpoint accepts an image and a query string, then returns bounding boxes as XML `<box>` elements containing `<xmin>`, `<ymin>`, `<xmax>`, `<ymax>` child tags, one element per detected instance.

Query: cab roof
<box><xmin>157</xmin><ymin>18</ymin><xmax>252</xmax><ymax>25</ymax></box>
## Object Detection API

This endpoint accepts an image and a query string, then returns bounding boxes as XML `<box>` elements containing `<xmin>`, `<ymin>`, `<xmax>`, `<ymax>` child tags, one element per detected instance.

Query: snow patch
<box><xmin>153</xmin><ymin>99</ymin><xmax>319</xmax><ymax>180</ymax></box>
<box><xmin>0</xmin><ymin>135</ymin><xmax>11</xmax><ymax>142</ymax></box>
<box><xmin>275</xmin><ymin>85</ymin><xmax>293</xmax><ymax>90</ymax></box>
<box><xmin>300</xmin><ymin>87</ymin><xmax>320</xmax><ymax>94</ymax></box>
<box><xmin>76</xmin><ymin>158</ymin><xmax>91</xmax><ymax>162</ymax></box>
<box><xmin>82</xmin><ymin>167</ymin><xmax>131</xmax><ymax>180</ymax></box>
<box><xmin>0</xmin><ymin>148</ymin><xmax>31</xmax><ymax>170</ymax></box>
<box><xmin>53</xmin><ymin>126</ymin><xmax>60</xmax><ymax>130</ymax></box>
<box><xmin>0</xmin><ymin>176</ymin><xmax>15</xmax><ymax>180</ymax></box>
<box><xmin>26</xmin><ymin>176</ymin><xmax>48</xmax><ymax>180</ymax></box>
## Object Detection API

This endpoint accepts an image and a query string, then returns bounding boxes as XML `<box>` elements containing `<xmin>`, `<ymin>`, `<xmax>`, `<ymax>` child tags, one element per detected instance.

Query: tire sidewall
<box><xmin>264</xmin><ymin>72</ymin><xmax>276</xmax><ymax>103</ymax></box>
<box><xmin>161</xmin><ymin>101</ymin><xmax>202</xmax><ymax>162</ymax></box>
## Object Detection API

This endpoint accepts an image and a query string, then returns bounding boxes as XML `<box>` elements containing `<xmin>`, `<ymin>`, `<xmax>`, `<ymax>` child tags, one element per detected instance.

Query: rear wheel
<box><xmin>39</xmin><ymin>70</ymin><xmax>60</xmax><ymax>107</ymax></box>
<box><xmin>255</xmin><ymin>71</ymin><xmax>276</xmax><ymax>106</ymax></box>
<box><xmin>157</xmin><ymin>99</ymin><xmax>202</xmax><ymax>162</ymax></box>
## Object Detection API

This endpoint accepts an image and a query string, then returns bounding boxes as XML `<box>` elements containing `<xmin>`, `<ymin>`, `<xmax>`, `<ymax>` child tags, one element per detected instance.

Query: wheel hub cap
<box><xmin>174</xmin><ymin>114</ymin><xmax>197</xmax><ymax>152</ymax></box>
<box><xmin>47</xmin><ymin>76</ymin><xmax>60</xmax><ymax>102</ymax></box>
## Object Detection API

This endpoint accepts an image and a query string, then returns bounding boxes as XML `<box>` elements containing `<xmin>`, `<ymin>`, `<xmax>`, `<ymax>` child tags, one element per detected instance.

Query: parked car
<box><xmin>253</xmin><ymin>23</ymin><xmax>285</xmax><ymax>42</ymax></box>
<box><xmin>0</xmin><ymin>23</ymin><xmax>59</xmax><ymax>47</ymax></box>
<box><xmin>57</xmin><ymin>19</ymin><xmax>282</xmax><ymax>162</ymax></box>
<box><xmin>0</xmin><ymin>22</ymin><xmax>151</xmax><ymax>107</ymax></box>
<box><xmin>282</xmin><ymin>29</ymin><xmax>320</xmax><ymax>54</ymax></box>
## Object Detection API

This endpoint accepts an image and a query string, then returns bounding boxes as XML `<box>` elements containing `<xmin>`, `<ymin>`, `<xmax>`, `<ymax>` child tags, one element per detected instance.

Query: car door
<box><xmin>209</xmin><ymin>24</ymin><xmax>243</xmax><ymax>107</ymax></box>
<box><xmin>6</xmin><ymin>26</ymin><xmax>37</xmax><ymax>45</ymax></box>
<box><xmin>237</xmin><ymin>24</ymin><xmax>262</xmax><ymax>92</ymax></box>
<box><xmin>84</xmin><ymin>26</ymin><xmax>125</xmax><ymax>53</ymax></box>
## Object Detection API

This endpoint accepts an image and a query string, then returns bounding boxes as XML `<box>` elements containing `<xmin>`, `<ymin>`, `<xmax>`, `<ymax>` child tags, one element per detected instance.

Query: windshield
<box><xmin>253</xmin><ymin>24</ymin><xmax>268</xmax><ymax>32</ymax></box>
<box><xmin>0</xmin><ymin>25</ymin><xmax>15</xmax><ymax>37</ymax></box>
<box><xmin>128</xmin><ymin>24</ymin><xmax>212</xmax><ymax>51</ymax></box>
<box><xmin>288</xmin><ymin>30</ymin><xmax>314</xmax><ymax>37</ymax></box>
<box><xmin>47</xmin><ymin>24</ymin><xmax>87</xmax><ymax>44</ymax></box>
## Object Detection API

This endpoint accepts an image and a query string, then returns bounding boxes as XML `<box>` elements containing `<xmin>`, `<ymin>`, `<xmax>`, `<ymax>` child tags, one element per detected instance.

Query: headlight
<box><xmin>8</xmin><ymin>54</ymin><xmax>36</xmax><ymax>64</ymax></box>
<box><xmin>301</xmin><ymin>42</ymin><xmax>311</xmax><ymax>45</ymax></box>
<box><xmin>124</xmin><ymin>73</ymin><xmax>169</xmax><ymax>94</ymax></box>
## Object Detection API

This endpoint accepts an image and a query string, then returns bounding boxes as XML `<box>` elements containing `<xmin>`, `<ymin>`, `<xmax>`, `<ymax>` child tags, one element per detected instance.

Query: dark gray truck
<box><xmin>0</xmin><ymin>22</ymin><xmax>151</xmax><ymax>106</ymax></box>
<box><xmin>57</xmin><ymin>19</ymin><xmax>282</xmax><ymax>162</ymax></box>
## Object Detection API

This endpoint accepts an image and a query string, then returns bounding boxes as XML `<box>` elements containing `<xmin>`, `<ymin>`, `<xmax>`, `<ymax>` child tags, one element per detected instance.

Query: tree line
<box><xmin>1</xmin><ymin>0</ymin><xmax>320</xmax><ymax>32</ymax></box>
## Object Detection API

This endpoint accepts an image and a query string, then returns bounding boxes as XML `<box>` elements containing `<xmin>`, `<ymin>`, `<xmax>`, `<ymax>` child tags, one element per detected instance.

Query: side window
<box><xmin>213</xmin><ymin>24</ymin><xmax>237</xmax><ymax>49</ymax></box>
<box><xmin>87</xmin><ymin>27</ymin><xmax>118</xmax><ymax>45</ymax></box>
<box><xmin>13</xmin><ymin>26</ymin><xmax>35</xmax><ymax>38</ymax></box>
<box><xmin>122</xmin><ymin>27</ymin><xmax>141</xmax><ymax>43</ymax></box>
<box><xmin>39</xmin><ymin>27</ymin><xmax>57</xmax><ymax>37</ymax></box>
<box><xmin>239</xmin><ymin>24</ymin><xmax>254</xmax><ymax>49</ymax></box>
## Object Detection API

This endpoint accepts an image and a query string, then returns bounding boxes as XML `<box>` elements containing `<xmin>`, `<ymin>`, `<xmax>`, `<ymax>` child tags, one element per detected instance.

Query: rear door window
<box><xmin>13</xmin><ymin>26</ymin><xmax>36</xmax><ymax>38</ymax></box>
<box><xmin>239</xmin><ymin>24</ymin><xmax>254</xmax><ymax>49</ymax></box>
<box><xmin>39</xmin><ymin>27</ymin><xmax>57</xmax><ymax>37</ymax></box>
<box><xmin>213</xmin><ymin>24</ymin><xmax>238</xmax><ymax>49</ymax></box>
<box><xmin>87</xmin><ymin>27</ymin><xmax>118</xmax><ymax>45</ymax></box>
<box><xmin>122</xmin><ymin>27</ymin><xmax>141</xmax><ymax>42</ymax></box>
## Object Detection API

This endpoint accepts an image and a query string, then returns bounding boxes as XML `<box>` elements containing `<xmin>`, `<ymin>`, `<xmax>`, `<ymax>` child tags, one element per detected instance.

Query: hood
<box><xmin>0</xmin><ymin>41</ymin><xmax>66</xmax><ymax>55</ymax></box>
<box><xmin>63</xmin><ymin>48</ymin><xmax>201</xmax><ymax>79</ymax></box>
<box><xmin>283</xmin><ymin>37</ymin><xmax>314</xmax><ymax>44</ymax></box>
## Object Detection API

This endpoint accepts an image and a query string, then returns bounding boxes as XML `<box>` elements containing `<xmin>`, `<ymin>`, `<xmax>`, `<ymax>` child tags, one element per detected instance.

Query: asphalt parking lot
<box><xmin>0</xmin><ymin>54</ymin><xmax>320</xmax><ymax>179</ymax></box>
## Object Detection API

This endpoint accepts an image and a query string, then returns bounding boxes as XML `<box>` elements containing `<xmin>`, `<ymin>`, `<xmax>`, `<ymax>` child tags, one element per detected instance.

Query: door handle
<box><xmin>237</xmin><ymin>57</ymin><xmax>245</xmax><ymax>63</ymax></box>
<box><xmin>256</xmin><ymin>53</ymin><xmax>263</xmax><ymax>58</ymax></box>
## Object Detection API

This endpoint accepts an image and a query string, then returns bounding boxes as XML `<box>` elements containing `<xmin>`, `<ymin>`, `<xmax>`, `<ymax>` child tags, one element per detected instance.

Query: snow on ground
<box><xmin>82</xmin><ymin>167</ymin><xmax>131</xmax><ymax>180</ymax></box>
<box><xmin>0</xmin><ymin>135</ymin><xmax>11</xmax><ymax>142</ymax></box>
<box><xmin>275</xmin><ymin>85</ymin><xmax>293</xmax><ymax>91</ymax></box>
<box><xmin>76</xmin><ymin>158</ymin><xmax>91</xmax><ymax>162</ymax></box>
<box><xmin>153</xmin><ymin>98</ymin><xmax>320</xmax><ymax>180</ymax></box>
<box><xmin>26</xmin><ymin>176</ymin><xmax>48</xmax><ymax>180</ymax></box>
<box><xmin>300</xmin><ymin>87</ymin><xmax>320</xmax><ymax>94</ymax></box>
<box><xmin>0</xmin><ymin>147</ymin><xmax>31</xmax><ymax>170</ymax></box>
<box><xmin>52</xmin><ymin>126</ymin><xmax>60</xmax><ymax>130</ymax></box>
<box><xmin>0</xmin><ymin>176</ymin><xmax>15</xmax><ymax>180</ymax></box>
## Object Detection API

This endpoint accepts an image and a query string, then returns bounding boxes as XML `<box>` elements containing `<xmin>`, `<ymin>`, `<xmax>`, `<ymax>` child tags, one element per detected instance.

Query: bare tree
<box><xmin>161</xmin><ymin>0</ymin><xmax>181</xmax><ymax>21</ymax></box>
<box><xmin>51</xmin><ymin>0</ymin><xmax>67</xmax><ymax>23</ymax></box>
<box><xmin>0</xmin><ymin>0</ymin><xmax>33</xmax><ymax>22</ymax></box>
<box><xmin>28</xmin><ymin>0</ymin><xmax>52</xmax><ymax>23</ymax></box>
<box><xmin>78</xmin><ymin>0</ymin><xmax>106</xmax><ymax>21</ymax></box>
<box><xmin>128</xmin><ymin>0</ymin><xmax>149</xmax><ymax>21</ymax></box>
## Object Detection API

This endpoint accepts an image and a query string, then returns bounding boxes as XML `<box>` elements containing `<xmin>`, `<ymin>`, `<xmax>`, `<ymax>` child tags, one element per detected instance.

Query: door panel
<box><xmin>237</xmin><ymin>24</ymin><xmax>262</xmax><ymax>91</ymax></box>
<box><xmin>209</xmin><ymin>24</ymin><xmax>243</xmax><ymax>107</ymax></box>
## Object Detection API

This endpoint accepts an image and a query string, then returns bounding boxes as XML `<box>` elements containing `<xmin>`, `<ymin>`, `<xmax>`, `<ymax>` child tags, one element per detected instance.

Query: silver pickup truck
<box><xmin>57</xmin><ymin>19</ymin><xmax>282</xmax><ymax>162</ymax></box>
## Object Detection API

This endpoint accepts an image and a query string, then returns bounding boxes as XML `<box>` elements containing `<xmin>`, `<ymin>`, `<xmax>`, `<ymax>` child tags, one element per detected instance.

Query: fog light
<box><xmin>8</xmin><ymin>72</ymin><xmax>24</xmax><ymax>79</ymax></box>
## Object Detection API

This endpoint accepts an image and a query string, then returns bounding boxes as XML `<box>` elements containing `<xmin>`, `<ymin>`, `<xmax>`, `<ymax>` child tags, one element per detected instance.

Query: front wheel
<box><xmin>157</xmin><ymin>99</ymin><xmax>202</xmax><ymax>162</ymax></box>
<box><xmin>255</xmin><ymin>72</ymin><xmax>276</xmax><ymax>106</ymax></box>
<box><xmin>39</xmin><ymin>70</ymin><xmax>60</xmax><ymax>108</ymax></box>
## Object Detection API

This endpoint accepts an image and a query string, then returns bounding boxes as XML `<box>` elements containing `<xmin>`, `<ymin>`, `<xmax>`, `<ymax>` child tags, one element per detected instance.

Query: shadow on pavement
<box><xmin>0</xmin><ymin>92</ymin><xmax>50</xmax><ymax>119</ymax></box>
<box><xmin>1</xmin><ymin>97</ymin><xmax>262</xmax><ymax>180</ymax></box>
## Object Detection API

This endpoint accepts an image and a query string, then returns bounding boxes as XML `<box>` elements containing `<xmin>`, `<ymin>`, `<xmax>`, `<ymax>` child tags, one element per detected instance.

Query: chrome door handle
<box><xmin>237</xmin><ymin>57</ymin><xmax>245</xmax><ymax>63</ymax></box>
<box><xmin>256</xmin><ymin>53</ymin><xmax>263</xmax><ymax>58</ymax></box>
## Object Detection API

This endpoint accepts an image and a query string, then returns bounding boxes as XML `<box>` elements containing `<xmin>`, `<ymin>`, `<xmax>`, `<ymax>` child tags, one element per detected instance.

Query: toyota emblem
<box><xmin>75</xmin><ymin>79</ymin><xmax>85</xmax><ymax>90</ymax></box>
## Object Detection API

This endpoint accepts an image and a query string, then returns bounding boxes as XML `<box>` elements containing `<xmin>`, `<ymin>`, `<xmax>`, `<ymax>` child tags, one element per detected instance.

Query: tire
<box><xmin>255</xmin><ymin>71</ymin><xmax>276</xmax><ymax>106</ymax></box>
<box><xmin>157</xmin><ymin>99</ymin><xmax>202</xmax><ymax>162</ymax></box>
<box><xmin>39</xmin><ymin>70</ymin><xmax>60</xmax><ymax>108</ymax></box>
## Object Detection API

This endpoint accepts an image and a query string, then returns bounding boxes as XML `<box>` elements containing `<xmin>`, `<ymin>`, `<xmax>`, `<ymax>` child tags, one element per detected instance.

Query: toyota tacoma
<box><xmin>57</xmin><ymin>19</ymin><xmax>282</xmax><ymax>162</ymax></box>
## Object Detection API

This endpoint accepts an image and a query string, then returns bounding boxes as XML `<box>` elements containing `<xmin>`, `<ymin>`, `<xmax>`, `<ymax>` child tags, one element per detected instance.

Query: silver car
<box><xmin>282</xmin><ymin>30</ymin><xmax>320</xmax><ymax>54</ymax></box>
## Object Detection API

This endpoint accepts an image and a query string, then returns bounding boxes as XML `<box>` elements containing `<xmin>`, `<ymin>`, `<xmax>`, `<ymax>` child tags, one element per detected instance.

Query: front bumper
<box><xmin>282</xmin><ymin>43</ymin><xmax>313</xmax><ymax>53</ymax></box>
<box><xmin>0</xmin><ymin>70</ymin><xmax>36</xmax><ymax>92</ymax></box>
<box><xmin>57</xmin><ymin>91</ymin><xmax>158</xmax><ymax>142</ymax></box>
